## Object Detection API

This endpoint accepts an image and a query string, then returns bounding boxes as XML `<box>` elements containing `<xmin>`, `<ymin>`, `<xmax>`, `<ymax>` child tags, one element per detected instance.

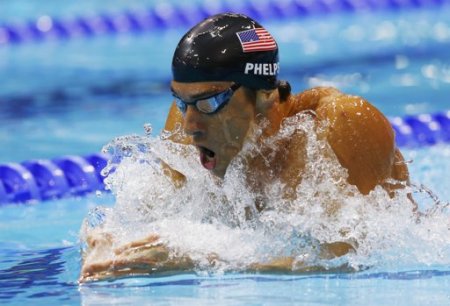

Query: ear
<box><xmin>255</xmin><ymin>89</ymin><xmax>279</xmax><ymax>114</ymax></box>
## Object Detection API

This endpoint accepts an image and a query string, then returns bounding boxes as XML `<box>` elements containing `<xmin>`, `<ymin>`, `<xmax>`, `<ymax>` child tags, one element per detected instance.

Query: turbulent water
<box><xmin>80</xmin><ymin>114</ymin><xmax>450</xmax><ymax>276</ymax></box>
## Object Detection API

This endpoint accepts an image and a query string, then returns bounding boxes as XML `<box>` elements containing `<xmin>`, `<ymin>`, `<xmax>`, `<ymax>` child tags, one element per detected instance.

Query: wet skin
<box><xmin>168</xmin><ymin>81</ymin><xmax>257</xmax><ymax>178</ymax></box>
<box><xmin>79</xmin><ymin>83</ymin><xmax>411</xmax><ymax>282</ymax></box>
<box><xmin>166</xmin><ymin>82</ymin><xmax>409</xmax><ymax>195</ymax></box>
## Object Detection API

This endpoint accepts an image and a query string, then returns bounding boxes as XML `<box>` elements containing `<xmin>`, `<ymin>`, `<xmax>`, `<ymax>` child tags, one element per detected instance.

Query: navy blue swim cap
<box><xmin>172</xmin><ymin>13</ymin><xmax>279</xmax><ymax>90</ymax></box>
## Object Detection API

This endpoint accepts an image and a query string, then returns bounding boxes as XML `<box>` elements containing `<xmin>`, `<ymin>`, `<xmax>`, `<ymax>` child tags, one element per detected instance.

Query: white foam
<box><xmin>80</xmin><ymin>114</ymin><xmax>450</xmax><ymax>273</ymax></box>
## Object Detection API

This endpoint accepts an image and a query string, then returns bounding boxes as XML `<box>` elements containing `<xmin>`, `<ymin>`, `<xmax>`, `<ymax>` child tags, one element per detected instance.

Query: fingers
<box><xmin>79</xmin><ymin>250</ymin><xmax>195</xmax><ymax>283</ymax></box>
<box><xmin>79</xmin><ymin>259</ymin><xmax>114</xmax><ymax>283</ymax></box>
<box><xmin>79</xmin><ymin>254</ymin><xmax>161</xmax><ymax>283</ymax></box>
<box><xmin>80</xmin><ymin>245</ymin><xmax>170</xmax><ymax>281</ymax></box>
<box><xmin>114</xmin><ymin>234</ymin><xmax>160</xmax><ymax>255</ymax></box>
<box><xmin>117</xmin><ymin>245</ymin><xmax>170</xmax><ymax>263</ymax></box>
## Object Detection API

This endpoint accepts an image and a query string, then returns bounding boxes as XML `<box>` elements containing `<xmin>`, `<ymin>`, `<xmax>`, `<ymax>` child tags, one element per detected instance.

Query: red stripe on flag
<box><xmin>239</xmin><ymin>27</ymin><xmax>277</xmax><ymax>53</ymax></box>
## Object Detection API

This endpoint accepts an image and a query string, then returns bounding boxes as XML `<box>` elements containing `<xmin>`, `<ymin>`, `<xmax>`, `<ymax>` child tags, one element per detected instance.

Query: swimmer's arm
<box><xmin>248</xmin><ymin>242</ymin><xmax>355</xmax><ymax>273</ymax></box>
<box><xmin>310</xmin><ymin>89</ymin><xmax>409</xmax><ymax>195</ymax></box>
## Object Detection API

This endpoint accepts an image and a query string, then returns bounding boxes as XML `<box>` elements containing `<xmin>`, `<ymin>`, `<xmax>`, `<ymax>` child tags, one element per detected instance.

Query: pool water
<box><xmin>1</xmin><ymin>1</ymin><xmax>450</xmax><ymax>305</ymax></box>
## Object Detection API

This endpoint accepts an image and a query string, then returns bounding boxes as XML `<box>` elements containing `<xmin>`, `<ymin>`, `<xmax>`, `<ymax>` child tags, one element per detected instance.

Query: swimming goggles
<box><xmin>173</xmin><ymin>83</ymin><xmax>241</xmax><ymax>115</ymax></box>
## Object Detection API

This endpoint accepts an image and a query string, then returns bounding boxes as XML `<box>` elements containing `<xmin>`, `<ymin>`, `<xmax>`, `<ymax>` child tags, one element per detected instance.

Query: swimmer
<box><xmin>79</xmin><ymin>13</ymin><xmax>410</xmax><ymax>282</ymax></box>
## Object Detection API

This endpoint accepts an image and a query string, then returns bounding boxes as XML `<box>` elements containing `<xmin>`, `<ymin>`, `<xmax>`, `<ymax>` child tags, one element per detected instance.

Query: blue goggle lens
<box><xmin>174</xmin><ymin>84</ymin><xmax>240</xmax><ymax>115</ymax></box>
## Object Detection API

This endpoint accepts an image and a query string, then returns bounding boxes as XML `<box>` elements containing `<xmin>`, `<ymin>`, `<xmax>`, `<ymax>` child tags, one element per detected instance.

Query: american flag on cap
<box><xmin>236</xmin><ymin>27</ymin><xmax>277</xmax><ymax>53</ymax></box>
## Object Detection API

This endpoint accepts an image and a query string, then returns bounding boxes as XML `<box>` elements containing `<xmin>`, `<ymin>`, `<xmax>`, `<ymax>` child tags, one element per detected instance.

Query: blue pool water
<box><xmin>1</xmin><ymin>1</ymin><xmax>450</xmax><ymax>305</ymax></box>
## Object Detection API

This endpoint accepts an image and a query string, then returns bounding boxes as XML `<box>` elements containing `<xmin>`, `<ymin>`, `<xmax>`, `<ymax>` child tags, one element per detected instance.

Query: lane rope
<box><xmin>0</xmin><ymin>153</ymin><xmax>108</xmax><ymax>204</ymax></box>
<box><xmin>1</xmin><ymin>0</ymin><xmax>450</xmax><ymax>45</ymax></box>
<box><xmin>390</xmin><ymin>111</ymin><xmax>450</xmax><ymax>147</ymax></box>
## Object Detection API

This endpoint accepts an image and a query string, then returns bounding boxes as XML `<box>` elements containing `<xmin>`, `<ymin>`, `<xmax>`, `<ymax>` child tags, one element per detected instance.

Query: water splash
<box><xmin>80</xmin><ymin>114</ymin><xmax>450</xmax><ymax>274</ymax></box>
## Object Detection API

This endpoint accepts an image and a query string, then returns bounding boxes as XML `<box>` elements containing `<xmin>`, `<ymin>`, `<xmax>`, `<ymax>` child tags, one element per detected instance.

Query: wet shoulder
<box><xmin>289</xmin><ymin>87</ymin><xmax>388</xmax><ymax>125</ymax></box>
<box><xmin>288</xmin><ymin>87</ymin><xmax>342</xmax><ymax>116</ymax></box>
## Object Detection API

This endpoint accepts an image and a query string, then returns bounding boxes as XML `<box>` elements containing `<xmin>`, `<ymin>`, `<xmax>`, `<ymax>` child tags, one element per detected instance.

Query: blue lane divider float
<box><xmin>0</xmin><ymin>153</ymin><xmax>109</xmax><ymax>205</ymax></box>
<box><xmin>0</xmin><ymin>163</ymin><xmax>40</xmax><ymax>203</ymax></box>
<box><xmin>0</xmin><ymin>111</ymin><xmax>449</xmax><ymax>204</ymax></box>
<box><xmin>390</xmin><ymin>111</ymin><xmax>450</xmax><ymax>147</ymax></box>
<box><xmin>1</xmin><ymin>0</ymin><xmax>450</xmax><ymax>45</ymax></box>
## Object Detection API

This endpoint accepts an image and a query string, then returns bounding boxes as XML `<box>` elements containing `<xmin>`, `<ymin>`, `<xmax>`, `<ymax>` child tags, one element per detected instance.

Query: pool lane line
<box><xmin>1</xmin><ymin>0</ymin><xmax>450</xmax><ymax>45</ymax></box>
<box><xmin>390</xmin><ymin>111</ymin><xmax>450</xmax><ymax>147</ymax></box>
<box><xmin>0</xmin><ymin>153</ymin><xmax>109</xmax><ymax>204</ymax></box>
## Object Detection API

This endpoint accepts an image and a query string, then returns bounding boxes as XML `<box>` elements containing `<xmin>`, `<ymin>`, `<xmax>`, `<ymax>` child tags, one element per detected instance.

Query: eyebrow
<box><xmin>170</xmin><ymin>86</ymin><xmax>225</xmax><ymax>101</ymax></box>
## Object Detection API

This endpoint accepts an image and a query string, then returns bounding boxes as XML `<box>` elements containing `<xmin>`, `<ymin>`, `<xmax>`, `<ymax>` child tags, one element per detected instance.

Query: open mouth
<box><xmin>198</xmin><ymin>146</ymin><xmax>217</xmax><ymax>170</ymax></box>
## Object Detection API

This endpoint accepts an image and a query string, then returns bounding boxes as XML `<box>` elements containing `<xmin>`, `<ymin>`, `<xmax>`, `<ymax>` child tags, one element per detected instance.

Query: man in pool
<box><xmin>79</xmin><ymin>13</ymin><xmax>410</xmax><ymax>282</ymax></box>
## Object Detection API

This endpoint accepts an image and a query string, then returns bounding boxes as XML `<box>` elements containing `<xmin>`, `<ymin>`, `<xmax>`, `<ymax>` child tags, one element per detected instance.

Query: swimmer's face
<box><xmin>171</xmin><ymin>81</ymin><xmax>256</xmax><ymax>178</ymax></box>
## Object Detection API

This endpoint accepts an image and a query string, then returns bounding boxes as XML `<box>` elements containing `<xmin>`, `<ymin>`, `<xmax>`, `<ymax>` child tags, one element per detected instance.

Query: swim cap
<box><xmin>172</xmin><ymin>13</ymin><xmax>279</xmax><ymax>90</ymax></box>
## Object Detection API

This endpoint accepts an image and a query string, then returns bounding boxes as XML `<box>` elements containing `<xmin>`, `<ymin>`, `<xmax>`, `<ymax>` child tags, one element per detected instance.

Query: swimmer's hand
<box><xmin>79</xmin><ymin>234</ymin><xmax>194</xmax><ymax>283</ymax></box>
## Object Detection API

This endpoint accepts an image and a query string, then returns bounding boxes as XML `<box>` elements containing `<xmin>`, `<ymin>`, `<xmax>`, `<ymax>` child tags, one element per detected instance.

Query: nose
<box><xmin>183</xmin><ymin>105</ymin><xmax>206</xmax><ymax>137</ymax></box>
